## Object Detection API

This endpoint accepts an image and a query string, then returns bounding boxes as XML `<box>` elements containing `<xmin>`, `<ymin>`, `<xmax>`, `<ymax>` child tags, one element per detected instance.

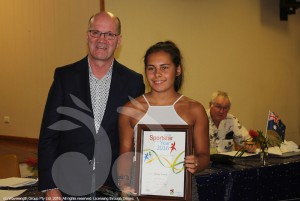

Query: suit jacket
<box><xmin>38</xmin><ymin>57</ymin><xmax>145</xmax><ymax>193</ymax></box>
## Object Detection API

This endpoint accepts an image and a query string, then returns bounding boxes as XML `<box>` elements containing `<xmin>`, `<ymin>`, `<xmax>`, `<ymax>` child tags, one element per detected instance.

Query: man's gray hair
<box><xmin>209</xmin><ymin>90</ymin><xmax>232</xmax><ymax>106</ymax></box>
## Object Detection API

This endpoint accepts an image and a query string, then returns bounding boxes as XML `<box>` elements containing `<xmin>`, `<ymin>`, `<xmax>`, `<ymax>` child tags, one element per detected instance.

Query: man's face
<box><xmin>210</xmin><ymin>96</ymin><xmax>231</xmax><ymax>125</ymax></box>
<box><xmin>87</xmin><ymin>13</ymin><xmax>121</xmax><ymax>62</ymax></box>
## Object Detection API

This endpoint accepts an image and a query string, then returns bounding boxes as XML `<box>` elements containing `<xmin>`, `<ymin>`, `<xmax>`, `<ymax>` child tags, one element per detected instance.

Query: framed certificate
<box><xmin>136</xmin><ymin>124</ymin><xmax>193</xmax><ymax>201</ymax></box>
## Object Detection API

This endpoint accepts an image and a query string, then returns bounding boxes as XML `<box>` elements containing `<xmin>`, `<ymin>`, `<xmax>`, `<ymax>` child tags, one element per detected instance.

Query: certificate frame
<box><xmin>136</xmin><ymin>124</ymin><xmax>193</xmax><ymax>201</ymax></box>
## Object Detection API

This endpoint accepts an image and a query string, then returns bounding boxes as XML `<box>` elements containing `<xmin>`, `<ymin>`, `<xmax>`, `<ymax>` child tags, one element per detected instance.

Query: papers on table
<box><xmin>0</xmin><ymin>189</ymin><xmax>27</xmax><ymax>201</ymax></box>
<box><xmin>268</xmin><ymin>146</ymin><xmax>283</xmax><ymax>155</ymax></box>
<box><xmin>0</xmin><ymin>177</ymin><xmax>37</xmax><ymax>188</ymax></box>
<box><xmin>280</xmin><ymin>140</ymin><xmax>299</xmax><ymax>153</ymax></box>
<box><xmin>0</xmin><ymin>178</ymin><xmax>37</xmax><ymax>201</ymax></box>
<box><xmin>218</xmin><ymin>151</ymin><xmax>257</xmax><ymax>157</ymax></box>
<box><xmin>218</xmin><ymin>147</ymin><xmax>300</xmax><ymax>157</ymax></box>
<box><xmin>217</xmin><ymin>140</ymin><xmax>299</xmax><ymax>157</ymax></box>
<box><xmin>268</xmin><ymin>140</ymin><xmax>300</xmax><ymax>156</ymax></box>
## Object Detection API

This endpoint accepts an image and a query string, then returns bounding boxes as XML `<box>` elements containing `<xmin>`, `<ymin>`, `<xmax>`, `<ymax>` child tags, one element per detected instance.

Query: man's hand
<box><xmin>45</xmin><ymin>189</ymin><xmax>63</xmax><ymax>201</ymax></box>
<box><xmin>120</xmin><ymin>185</ymin><xmax>136</xmax><ymax>201</ymax></box>
<box><xmin>245</xmin><ymin>142</ymin><xmax>257</xmax><ymax>153</ymax></box>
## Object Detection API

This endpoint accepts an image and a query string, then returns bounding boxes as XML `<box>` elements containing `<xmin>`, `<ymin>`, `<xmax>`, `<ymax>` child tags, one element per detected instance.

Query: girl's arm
<box><xmin>184</xmin><ymin>102</ymin><xmax>210</xmax><ymax>174</ymax></box>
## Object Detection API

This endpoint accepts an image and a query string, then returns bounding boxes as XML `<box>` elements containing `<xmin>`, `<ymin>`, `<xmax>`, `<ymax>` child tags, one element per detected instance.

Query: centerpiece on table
<box><xmin>235</xmin><ymin>129</ymin><xmax>282</xmax><ymax>165</ymax></box>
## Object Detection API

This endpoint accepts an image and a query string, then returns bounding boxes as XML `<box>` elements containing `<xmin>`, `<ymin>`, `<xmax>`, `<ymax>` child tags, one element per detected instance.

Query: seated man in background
<box><xmin>207</xmin><ymin>91</ymin><xmax>256</xmax><ymax>154</ymax></box>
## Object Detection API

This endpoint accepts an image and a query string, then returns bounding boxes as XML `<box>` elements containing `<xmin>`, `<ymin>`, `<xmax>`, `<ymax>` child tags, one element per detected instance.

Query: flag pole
<box><xmin>265</xmin><ymin>110</ymin><xmax>271</xmax><ymax>137</ymax></box>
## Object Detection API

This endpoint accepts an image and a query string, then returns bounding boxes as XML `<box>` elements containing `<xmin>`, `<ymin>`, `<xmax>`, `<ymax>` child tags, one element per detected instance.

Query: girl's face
<box><xmin>145</xmin><ymin>51</ymin><xmax>181</xmax><ymax>93</ymax></box>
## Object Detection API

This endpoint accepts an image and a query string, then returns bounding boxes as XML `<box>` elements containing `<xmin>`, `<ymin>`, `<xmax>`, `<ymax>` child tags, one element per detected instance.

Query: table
<box><xmin>194</xmin><ymin>154</ymin><xmax>300</xmax><ymax>201</ymax></box>
<box><xmin>2</xmin><ymin>154</ymin><xmax>300</xmax><ymax>201</ymax></box>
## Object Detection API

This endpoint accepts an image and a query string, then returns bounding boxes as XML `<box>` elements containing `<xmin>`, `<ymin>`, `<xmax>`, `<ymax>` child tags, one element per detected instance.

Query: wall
<box><xmin>0</xmin><ymin>0</ymin><xmax>299</xmax><ymax>144</ymax></box>
<box><xmin>0</xmin><ymin>0</ymin><xmax>99</xmax><ymax>139</ymax></box>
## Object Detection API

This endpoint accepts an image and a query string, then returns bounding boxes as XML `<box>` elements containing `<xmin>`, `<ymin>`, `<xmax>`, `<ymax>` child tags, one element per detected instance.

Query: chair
<box><xmin>0</xmin><ymin>154</ymin><xmax>21</xmax><ymax>178</ymax></box>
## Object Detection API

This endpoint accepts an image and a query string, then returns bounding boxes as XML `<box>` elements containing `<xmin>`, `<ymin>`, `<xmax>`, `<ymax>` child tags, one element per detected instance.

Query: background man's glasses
<box><xmin>213</xmin><ymin>104</ymin><xmax>230</xmax><ymax>112</ymax></box>
<box><xmin>88</xmin><ymin>30</ymin><xmax>119</xmax><ymax>40</ymax></box>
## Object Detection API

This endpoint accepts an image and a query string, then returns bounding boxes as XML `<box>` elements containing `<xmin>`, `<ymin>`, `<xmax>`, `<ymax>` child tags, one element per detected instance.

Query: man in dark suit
<box><xmin>38</xmin><ymin>11</ymin><xmax>145</xmax><ymax>200</ymax></box>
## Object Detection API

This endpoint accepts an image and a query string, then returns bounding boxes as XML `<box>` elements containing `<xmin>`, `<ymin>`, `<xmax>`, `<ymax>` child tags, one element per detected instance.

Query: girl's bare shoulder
<box><xmin>175</xmin><ymin>96</ymin><xmax>207</xmax><ymax>124</ymax></box>
<box><xmin>179</xmin><ymin>96</ymin><xmax>205</xmax><ymax>111</ymax></box>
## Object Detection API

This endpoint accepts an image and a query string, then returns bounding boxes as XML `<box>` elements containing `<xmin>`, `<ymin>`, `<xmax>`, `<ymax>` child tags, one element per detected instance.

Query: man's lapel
<box><xmin>101</xmin><ymin>61</ymin><xmax>124</xmax><ymax>131</ymax></box>
<box><xmin>74</xmin><ymin>57</ymin><xmax>93</xmax><ymax>114</ymax></box>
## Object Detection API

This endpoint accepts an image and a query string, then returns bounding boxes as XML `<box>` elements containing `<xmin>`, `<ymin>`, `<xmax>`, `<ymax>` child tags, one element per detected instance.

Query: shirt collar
<box><xmin>87</xmin><ymin>58</ymin><xmax>114</xmax><ymax>78</ymax></box>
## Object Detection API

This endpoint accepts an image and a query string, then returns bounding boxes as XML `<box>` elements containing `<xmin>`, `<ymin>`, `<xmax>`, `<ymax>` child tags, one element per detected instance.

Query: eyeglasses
<box><xmin>88</xmin><ymin>30</ymin><xmax>119</xmax><ymax>40</ymax></box>
<box><xmin>212</xmin><ymin>104</ymin><xmax>230</xmax><ymax>112</ymax></box>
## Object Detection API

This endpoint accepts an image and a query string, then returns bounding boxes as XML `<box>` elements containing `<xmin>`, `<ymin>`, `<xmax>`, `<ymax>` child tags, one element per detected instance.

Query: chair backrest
<box><xmin>0</xmin><ymin>154</ymin><xmax>21</xmax><ymax>178</ymax></box>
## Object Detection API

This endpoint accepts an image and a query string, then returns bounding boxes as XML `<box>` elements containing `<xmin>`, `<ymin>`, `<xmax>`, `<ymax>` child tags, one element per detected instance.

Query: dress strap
<box><xmin>173</xmin><ymin>95</ymin><xmax>184</xmax><ymax>106</ymax></box>
<box><xmin>142</xmin><ymin>95</ymin><xmax>151</xmax><ymax>106</ymax></box>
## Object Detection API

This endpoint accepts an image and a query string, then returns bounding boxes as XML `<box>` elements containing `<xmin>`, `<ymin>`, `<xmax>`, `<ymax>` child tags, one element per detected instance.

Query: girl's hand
<box><xmin>184</xmin><ymin>155</ymin><xmax>198</xmax><ymax>174</ymax></box>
